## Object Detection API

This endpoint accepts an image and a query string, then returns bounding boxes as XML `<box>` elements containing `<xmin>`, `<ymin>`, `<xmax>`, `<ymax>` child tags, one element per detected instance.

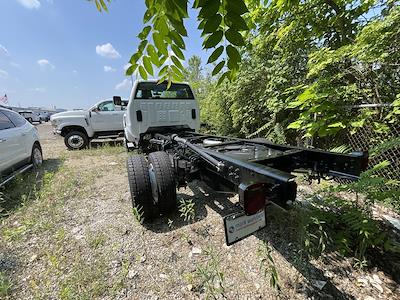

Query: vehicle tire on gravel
<box><xmin>64</xmin><ymin>131</ymin><xmax>89</xmax><ymax>150</ymax></box>
<box><xmin>31</xmin><ymin>143</ymin><xmax>43</xmax><ymax>169</ymax></box>
<box><xmin>148</xmin><ymin>151</ymin><xmax>177</xmax><ymax>214</ymax></box>
<box><xmin>127</xmin><ymin>155</ymin><xmax>155</xmax><ymax>221</ymax></box>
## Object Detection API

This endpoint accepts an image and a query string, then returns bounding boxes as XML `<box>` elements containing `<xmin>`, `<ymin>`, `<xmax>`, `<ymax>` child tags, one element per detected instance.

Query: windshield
<box><xmin>134</xmin><ymin>82</ymin><xmax>194</xmax><ymax>100</ymax></box>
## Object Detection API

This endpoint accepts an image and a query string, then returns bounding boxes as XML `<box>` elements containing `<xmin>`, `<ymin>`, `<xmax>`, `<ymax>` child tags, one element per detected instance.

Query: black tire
<box><xmin>31</xmin><ymin>143</ymin><xmax>43</xmax><ymax>169</ymax></box>
<box><xmin>148</xmin><ymin>151</ymin><xmax>177</xmax><ymax>214</ymax></box>
<box><xmin>127</xmin><ymin>155</ymin><xmax>155</xmax><ymax>221</ymax></box>
<box><xmin>64</xmin><ymin>131</ymin><xmax>89</xmax><ymax>150</ymax></box>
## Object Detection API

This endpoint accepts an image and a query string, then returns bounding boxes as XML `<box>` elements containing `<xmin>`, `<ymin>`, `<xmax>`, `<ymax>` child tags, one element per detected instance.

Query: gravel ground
<box><xmin>0</xmin><ymin>123</ymin><xmax>399</xmax><ymax>299</ymax></box>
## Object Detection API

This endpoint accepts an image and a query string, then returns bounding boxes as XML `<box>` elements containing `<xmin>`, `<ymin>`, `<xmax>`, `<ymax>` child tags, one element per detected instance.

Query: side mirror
<box><xmin>92</xmin><ymin>107</ymin><xmax>99</xmax><ymax>112</ymax></box>
<box><xmin>113</xmin><ymin>96</ymin><xmax>122</xmax><ymax>106</ymax></box>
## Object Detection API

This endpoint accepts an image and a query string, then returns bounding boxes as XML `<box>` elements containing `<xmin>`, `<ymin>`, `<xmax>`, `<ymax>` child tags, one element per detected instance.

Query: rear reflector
<box><xmin>239</xmin><ymin>183</ymin><xmax>266</xmax><ymax>215</ymax></box>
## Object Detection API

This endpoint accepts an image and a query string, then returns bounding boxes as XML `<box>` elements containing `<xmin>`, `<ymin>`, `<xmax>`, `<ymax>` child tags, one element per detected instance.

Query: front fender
<box><xmin>56</xmin><ymin>117</ymin><xmax>94</xmax><ymax>137</ymax></box>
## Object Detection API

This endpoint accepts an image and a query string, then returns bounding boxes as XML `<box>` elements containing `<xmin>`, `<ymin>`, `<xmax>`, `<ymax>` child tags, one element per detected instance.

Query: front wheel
<box><xmin>31</xmin><ymin>143</ymin><xmax>43</xmax><ymax>169</ymax></box>
<box><xmin>64</xmin><ymin>131</ymin><xmax>89</xmax><ymax>150</ymax></box>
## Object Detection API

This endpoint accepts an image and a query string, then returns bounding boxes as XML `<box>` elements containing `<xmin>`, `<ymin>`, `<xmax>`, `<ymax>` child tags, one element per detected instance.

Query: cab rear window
<box><xmin>134</xmin><ymin>82</ymin><xmax>194</xmax><ymax>100</ymax></box>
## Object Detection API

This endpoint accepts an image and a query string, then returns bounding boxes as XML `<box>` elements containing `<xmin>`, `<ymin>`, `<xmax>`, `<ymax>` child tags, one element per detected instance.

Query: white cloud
<box><xmin>37</xmin><ymin>59</ymin><xmax>55</xmax><ymax>70</ymax></box>
<box><xmin>72</xmin><ymin>70</ymin><xmax>78</xmax><ymax>74</ymax></box>
<box><xmin>16</xmin><ymin>0</ymin><xmax>41</xmax><ymax>10</ymax></box>
<box><xmin>0</xmin><ymin>69</ymin><xmax>9</xmax><ymax>79</ymax></box>
<box><xmin>0</xmin><ymin>44</ymin><xmax>9</xmax><ymax>57</ymax></box>
<box><xmin>96</xmin><ymin>43</ymin><xmax>121</xmax><ymax>59</ymax></box>
<box><xmin>115</xmin><ymin>79</ymin><xmax>132</xmax><ymax>90</ymax></box>
<box><xmin>104</xmin><ymin>65</ymin><xmax>116</xmax><ymax>72</ymax></box>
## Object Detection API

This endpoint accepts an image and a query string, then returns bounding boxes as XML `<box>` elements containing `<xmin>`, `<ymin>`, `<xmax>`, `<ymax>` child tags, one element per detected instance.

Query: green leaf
<box><xmin>226</xmin><ymin>0</ymin><xmax>248</xmax><ymax>15</ymax></box>
<box><xmin>138</xmin><ymin>65</ymin><xmax>148</xmax><ymax>80</ymax></box>
<box><xmin>224</xmin><ymin>13</ymin><xmax>248</xmax><ymax>31</ymax></box>
<box><xmin>169</xmin><ymin>31</ymin><xmax>185</xmax><ymax>49</ymax></box>
<box><xmin>155</xmin><ymin>17</ymin><xmax>169</xmax><ymax>36</ymax></box>
<box><xmin>169</xmin><ymin>18</ymin><xmax>188</xmax><ymax>36</ymax></box>
<box><xmin>207</xmin><ymin>46</ymin><xmax>224</xmax><ymax>64</ymax></box>
<box><xmin>158</xmin><ymin>65</ymin><xmax>169</xmax><ymax>77</ymax></box>
<box><xmin>171</xmin><ymin>55</ymin><xmax>184</xmax><ymax>70</ymax></box>
<box><xmin>153</xmin><ymin>32</ymin><xmax>168</xmax><ymax>55</ymax></box>
<box><xmin>147</xmin><ymin>44</ymin><xmax>160</xmax><ymax>66</ymax></box>
<box><xmin>226</xmin><ymin>45</ymin><xmax>241</xmax><ymax>63</ymax></box>
<box><xmin>99</xmin><ymin>0</ymin><xmax>108</xmax><ymax>11</ymax></box>
<box><xmin>225</xmin><ymin>29</ymin><xmax>244</xmax><ymax>46</ymax></box>
<box><xmin>203</xmin><ymin>14</ymin><xmax>222</xmax><ymax>33</ymax></box>
<box><xmin>143</xmin><ymin>9</ymin><xmax>154</xmax><ymax>23</ymax></box>
<box><xmin>171</xmin><ymin>44</ymin><xmax>184</xmax><ymax>60</ymax></box>
<box><xmin>287</xmin><ymin>120</ymin><xmax>303</xmax><ymax>129</ymax></box>
<box><xmin>125</xmin><ymin>64</ymin><xmax>138</xmax><ymax>76</ymax></box>
<box><xmin>217</xmin><ymin>71</ymin><xmax>229</xmax><ymax>85</ymax></box>
<box><xmin>199</xmin><ymin>0</ymin><xmax>220</xmax><ymax>18</ymax></box>
<box><xmin>227</xmin><ymin>58</ymin><xmax>238</xmax><ymax>70</ymax></box>
<box><xmin>328</xmin><ymin>122</ymin><xmax>346</xmax><ymax>128</ymax></box>
<box><xmin>95</xmin><ymin>0</ymin><xmax>101</xmax><ymax>11</ymax></box>
<box><xmin>204</xmin><ymin>30</ymin><xmax>223</xmax><ymax>49</ymax></box>
<box><xmin>138</xmin><ymin>26</ymin><xmax>151</xmax><ymax>39</ymax></box>
<box><xmin>212</xmin><ymin>61</ymin><xmax>225</xmax><ymax>76</ymax></box>
<box><xmin>129</xmin><ymin>52</ymin><xmax>141</xmax><ymax>64</ymax></box>
<box><xmin>138</xmin><ymin>40</ymin><xmax>148</xmax><ymax>53</ymax></box>
<box><xmin>143</xmin><ymin>56</ymin><xmax>154</xmax><ymax>76</ymax></box>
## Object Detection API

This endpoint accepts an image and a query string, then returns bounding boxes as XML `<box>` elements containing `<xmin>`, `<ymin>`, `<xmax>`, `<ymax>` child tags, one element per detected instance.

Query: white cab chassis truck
<box><xmin>115</xmin><ymin>80</ymin><xmax>368</xmax><ymax>246</ymax></box>
<box><xmin>50</xmin><ymin>99</ymin><xmax>126</xmax><ymax>150</ymax></box>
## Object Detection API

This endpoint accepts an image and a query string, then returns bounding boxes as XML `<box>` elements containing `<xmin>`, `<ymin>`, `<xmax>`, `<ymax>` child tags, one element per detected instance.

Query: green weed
<box><xmin>257</xmin><ymin>241</ymin><xmax>280</xmax><ymax>291</ymax></box>
<box><xmin>193</xmin><ymin>247</ymin><xmax>225</xmax><ymax>299</ymax></box>
<box><xmin>179</xmin><ymin>198</ymin><xmax>195</xmax><ymax>222</ymax></box>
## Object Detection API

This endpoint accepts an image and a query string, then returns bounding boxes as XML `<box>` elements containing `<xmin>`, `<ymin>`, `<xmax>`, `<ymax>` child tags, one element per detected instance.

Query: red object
<box><xmin>243</xmin><ymin>183</ymin><xmax>266</xmax><ymax>215</ymax></box>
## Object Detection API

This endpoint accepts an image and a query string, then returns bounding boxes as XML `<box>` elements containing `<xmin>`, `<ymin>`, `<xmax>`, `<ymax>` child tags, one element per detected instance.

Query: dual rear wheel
<box><xmin>127</xmin><ymin>151</ymin><xmax>177</xmax><ymax>221</ymax></box>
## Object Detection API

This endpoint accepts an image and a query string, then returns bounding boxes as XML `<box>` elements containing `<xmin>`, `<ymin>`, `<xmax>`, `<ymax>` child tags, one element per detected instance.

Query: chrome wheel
<box><xmin>68</xmin><ymin>135</ymin><xmax>84</xmax><ymax>149</ymax></box>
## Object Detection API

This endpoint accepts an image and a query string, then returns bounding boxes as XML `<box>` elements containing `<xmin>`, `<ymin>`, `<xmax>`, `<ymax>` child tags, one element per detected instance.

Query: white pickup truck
<box><xmin>50</xmin><ymin>99</ymin><xmax>126</xmax><ymax>150</ymax></box>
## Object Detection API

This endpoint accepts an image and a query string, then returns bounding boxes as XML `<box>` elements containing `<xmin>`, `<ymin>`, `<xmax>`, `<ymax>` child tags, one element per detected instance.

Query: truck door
<box><xmin>90</xmin><ymin>100</ymin><xmax>122</xmax><ymax>132</ymax></box>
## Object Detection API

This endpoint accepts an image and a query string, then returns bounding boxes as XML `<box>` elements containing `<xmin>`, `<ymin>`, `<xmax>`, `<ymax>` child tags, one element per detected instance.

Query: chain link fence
<box><xmin>307</xmin><ymin>104</ymin><xmax>399</xmax><ymax>181</ymax></box>
<box><xmin>346</xmin><ymin>104</ymin><xmax>399</xmax><ymax>181</ymax></box>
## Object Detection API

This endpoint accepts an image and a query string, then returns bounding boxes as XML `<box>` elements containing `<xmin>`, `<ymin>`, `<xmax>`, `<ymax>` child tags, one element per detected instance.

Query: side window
<box><xmin>2</xmin><ymin>110</ymin><xmax>26</xmax><ymax>127</ymax></box>
<box><xmin>98</xmin><ymin>101</ymin><xmax>115</xmax><ymax>111</ymax></box>
<box><xmin>0</xmin><ymin>111</ymin><xmax>15</xmax><ymax>130</ymax></box>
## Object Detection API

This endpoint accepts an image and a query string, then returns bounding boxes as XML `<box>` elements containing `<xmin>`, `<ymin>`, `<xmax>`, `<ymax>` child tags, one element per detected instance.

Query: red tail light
<box><xmin>240</xmin><ymin>183</ymin><xmax>266</xmax><ymax>215</ymax></box>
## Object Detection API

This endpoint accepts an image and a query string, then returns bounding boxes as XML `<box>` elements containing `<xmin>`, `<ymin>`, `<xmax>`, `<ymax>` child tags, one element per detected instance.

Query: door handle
<box><xmin>22</xmin><ymin>133</ymin><xmax>27</xmax><ymax>136</ymax></box>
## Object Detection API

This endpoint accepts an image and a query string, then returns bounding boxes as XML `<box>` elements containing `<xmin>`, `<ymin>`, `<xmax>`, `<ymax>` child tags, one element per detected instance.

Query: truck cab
<box><xmin>51</xmin><ymin>98</ymin><xmax>126</xmax><ymax>150</ymax></box>
<box><xmin>118</xmin><ymin>80</ymin><xmax>200</xmax><ymax>150</ymax></box>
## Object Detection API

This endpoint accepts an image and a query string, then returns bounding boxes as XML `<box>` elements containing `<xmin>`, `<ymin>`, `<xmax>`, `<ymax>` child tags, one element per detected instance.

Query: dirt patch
<box><xmin>0</xmin><ymin>124</ymin><xmax>399</xmax><ymax>299</ymax></box>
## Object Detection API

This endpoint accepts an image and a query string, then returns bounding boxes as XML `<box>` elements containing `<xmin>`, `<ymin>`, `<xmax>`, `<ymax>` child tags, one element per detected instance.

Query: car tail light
<box><xmin>239</xmin><ymin>183</ymin><xmax>266</xmax><ymax>215</ymax></box>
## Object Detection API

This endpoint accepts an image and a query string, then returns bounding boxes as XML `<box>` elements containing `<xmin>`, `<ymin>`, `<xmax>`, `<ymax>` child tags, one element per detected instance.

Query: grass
<box><xmin>0</xmin><ymin>147</ymin><xmax>124</xmax><ymax>299</ymax></box>
<box><xmin>0</xmin><ymin>272</ymin><xmax>12</xmax><ymax>298</ymax></box>
<box><xmin>192</xmin><ymin>246</ymin><xmax>225</xmax><ymax>299</ymax></box>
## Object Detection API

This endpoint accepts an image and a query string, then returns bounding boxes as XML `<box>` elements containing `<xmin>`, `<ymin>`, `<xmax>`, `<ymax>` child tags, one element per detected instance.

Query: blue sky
<box><xmin>0</xmin><ymin>0</ymin><xmax>207</xmax><ymax>109</ymax></box>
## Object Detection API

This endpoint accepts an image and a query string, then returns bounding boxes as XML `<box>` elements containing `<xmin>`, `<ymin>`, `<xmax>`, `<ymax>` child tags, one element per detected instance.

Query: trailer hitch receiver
<box><xmin>239</xmin><ymin>182</ymin><xmax>266</xmax><ymax>215</ymax></box>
